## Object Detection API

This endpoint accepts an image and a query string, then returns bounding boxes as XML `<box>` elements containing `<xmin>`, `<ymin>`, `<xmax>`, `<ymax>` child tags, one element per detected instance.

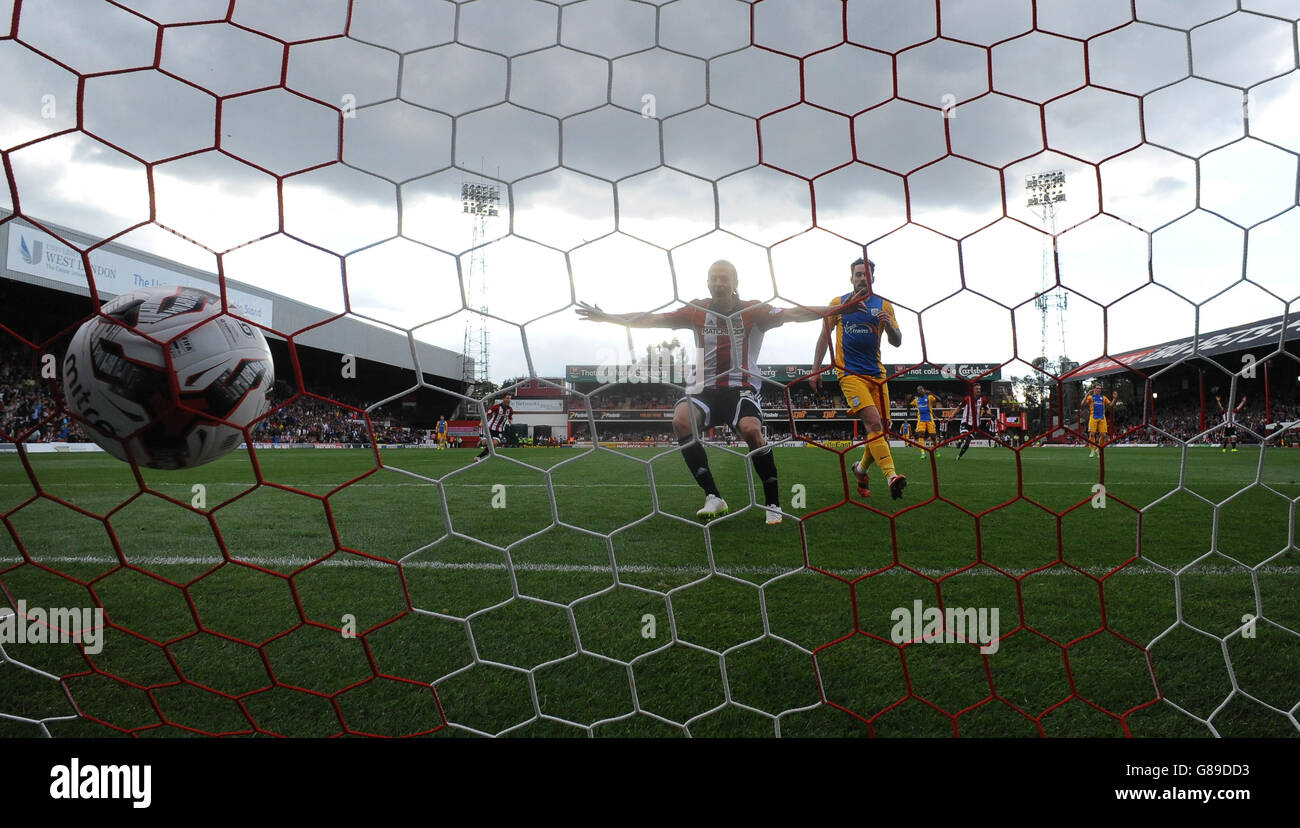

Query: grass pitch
<box><xmin>1</xmin><ymin>443</ymin><xmax>1297</xmax><ymax>738</ymax></box>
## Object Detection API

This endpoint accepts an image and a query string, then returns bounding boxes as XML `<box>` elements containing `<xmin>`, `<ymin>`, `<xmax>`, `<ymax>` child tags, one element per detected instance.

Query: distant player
<box><xmin>1216</xmin><ymin>394</ymin><xmax>1246</xmax><ymax>452</ymax></box>
<box><xmin>475</xmin><ymin>394</ymin><xmax>513</xmax><ymax>460</ymax></box>
<box><xmin>436</xmin><ymin>415</ymin><xmax>448</xmax><ymax>450</ymax></box>
<box><xmin>577</xmin><ymin>259</ymin><xmax>863</xmax><ymax>524</ymax></box>
<box><xmin>954</xmin><ymin>383</ymin><xmax>989</xmax><ymax>459</ymax></box>
<box><xmin>907</xmin><ymin>385</ymin><xmax>941</xmax><ymax>458</ymax></box>
<box><xmin>1079</xmin><ymin>385</ymin><xmax>1111</xmax><ymax>458</ymax></box>
<box><xmin>810</xmin><ymin>257</ymin><xmax>906</xmax><ymax>500</ymax></box>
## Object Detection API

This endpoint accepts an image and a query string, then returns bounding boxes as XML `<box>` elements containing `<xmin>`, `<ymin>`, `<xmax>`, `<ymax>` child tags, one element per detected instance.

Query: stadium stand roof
<box><xmin>0</xmin><ymin>212</ymin><xmax>466</xmax><ymax>382</ymax></box>
<box><xmin>1071</xmin><ymin>314</ymin><xmax>1300</xmax><ymax>379</ymax></box>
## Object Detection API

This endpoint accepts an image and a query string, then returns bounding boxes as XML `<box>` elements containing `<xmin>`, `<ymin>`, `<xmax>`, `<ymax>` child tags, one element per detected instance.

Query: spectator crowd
<box><xmin>1</xmin><ymin>346</ymin><xmax>86</xmax><ymax>443</ymax></box>
<box><xmin>252</xmin><ymin>387</ymin><xmax>425</xmax><ymax>445</ymax></box>
<box><xmin>5</xmin><ymin>337</ymin><xmax>1298</xmax><ymax>450</ymax></box>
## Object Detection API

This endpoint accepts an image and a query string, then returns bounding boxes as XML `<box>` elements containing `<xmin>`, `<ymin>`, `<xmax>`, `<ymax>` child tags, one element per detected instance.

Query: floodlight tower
<box><xmin>461</xmin><ymin>180</ymin><xmax>499</xmax><ymax>394</ymax></box>
<box><xmin>1026</xmin><ymin>170</ymin><xmax>1067</xmax><ymax>427</ymax></box>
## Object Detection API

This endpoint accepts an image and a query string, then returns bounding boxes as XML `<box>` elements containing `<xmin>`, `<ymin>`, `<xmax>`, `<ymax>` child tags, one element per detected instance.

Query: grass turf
<box><xmin>1</xmin><ymin>443</ymin><xmax>1297</xmax><ymax>738</ymax></box>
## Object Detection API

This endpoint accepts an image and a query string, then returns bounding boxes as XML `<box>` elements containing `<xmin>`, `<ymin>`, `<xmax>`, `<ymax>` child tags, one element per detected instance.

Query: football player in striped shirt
<box><xmin>810</xmin><ymin>258</ymin><xmax>906</xmax><ymax>499</ymax></box>
<box><xmin>955</xmin><ymin>384</ymin><xmax>989</xmax><ymax>459</ymax></box>
<box><xmin>475</xmin><ymin>394</ymin><xmax>513</xmax><ymax>461</ymax></box>
<box><xmin>576</xmin><ymin>260</ymin><xmax>864</xmax><ymax>524</ymax></box>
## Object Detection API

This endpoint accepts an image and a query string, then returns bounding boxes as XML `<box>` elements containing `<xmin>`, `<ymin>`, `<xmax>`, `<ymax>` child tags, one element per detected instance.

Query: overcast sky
<box><xmin>2</xmin><ymin>0</ymin><xmax>1298</xmax><ymax>386</ymax></box>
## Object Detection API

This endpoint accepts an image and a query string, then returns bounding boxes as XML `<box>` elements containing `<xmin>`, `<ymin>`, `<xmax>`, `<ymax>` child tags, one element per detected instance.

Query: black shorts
<box><xmin>678</xmin><ymin>387</ymin><xmax>763</xmax><ymax>431</ymax></box>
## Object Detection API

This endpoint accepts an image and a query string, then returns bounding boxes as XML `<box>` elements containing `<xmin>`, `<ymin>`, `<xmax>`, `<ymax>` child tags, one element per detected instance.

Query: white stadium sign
<box><xmin>4</xmin><ymin>225</ymin><xmax>273</xmax><ymax>326</ymax></box>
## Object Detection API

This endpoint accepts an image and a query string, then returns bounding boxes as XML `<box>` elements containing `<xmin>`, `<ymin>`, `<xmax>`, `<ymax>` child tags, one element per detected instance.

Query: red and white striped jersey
<box><xmin>661</xmin><ymin>299</ymin><xmax>790</xmax><ymax>391</ymax></box>
<box><xmin>958</xmin><ymin>395</ymin><xmax>987</xmax><ymax>426</ymax></box>
<box><xmin>486</xmin><ymin>402</ymin><xmax>513</xmax><ymax>432</ymax></box>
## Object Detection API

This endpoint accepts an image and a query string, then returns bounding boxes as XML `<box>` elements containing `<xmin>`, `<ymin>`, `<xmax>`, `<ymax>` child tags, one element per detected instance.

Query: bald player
<box><xmin>577</xmin><ymin>260</ymin><xmax>865</xmax><ymax>524</ymax></box>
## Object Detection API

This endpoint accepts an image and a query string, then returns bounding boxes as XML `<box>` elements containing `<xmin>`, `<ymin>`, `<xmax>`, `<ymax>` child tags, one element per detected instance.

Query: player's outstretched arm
<box><xmin>778</xmin><ymin>287</ymin><xmax>871</xmax><ymax>324</ymax></box>
<box><xmin>575</xmin><ymin>302</ymin><xmax>682</xmax><ymax>329</ymax></box>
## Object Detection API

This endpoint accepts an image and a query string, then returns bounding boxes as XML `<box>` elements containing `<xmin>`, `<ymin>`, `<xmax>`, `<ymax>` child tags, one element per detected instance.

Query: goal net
<box><xmin>0</xmin><ymin>0</ymin><xmax>1297</xmax><ymax>738</ymax></box>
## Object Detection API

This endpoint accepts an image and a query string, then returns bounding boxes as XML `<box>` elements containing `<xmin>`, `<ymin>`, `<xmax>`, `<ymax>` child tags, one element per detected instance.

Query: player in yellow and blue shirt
<box><xmin>1079</xmin><ymin>385</ymin><xmax>1111</xmax><ymax>457</ymax></box>
<box><xmin>809</xmin><ymin>257</ymin><xmax>906</xmax><ymax>500</ymax></box>
<box><xmin>907</xmin><ymin>385</ymin><xmax>941</xmax><ymax>457</ymax></box>
<box><xmin>436</xmin><ymin>416</ymin><xmax>448</xmax><ymax>450</ymax></box>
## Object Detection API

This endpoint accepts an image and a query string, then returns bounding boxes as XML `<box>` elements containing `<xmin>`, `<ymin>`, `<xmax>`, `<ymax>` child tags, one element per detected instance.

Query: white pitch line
<box><xmin>0</xmin><ymin>554</ymin><xmax>1295</xmax><ymax>578</ymax></box>
<box><xmin>0</xmin><ymin>480</ymin><xmax>1275</xmax><ymax>488</ymax></box>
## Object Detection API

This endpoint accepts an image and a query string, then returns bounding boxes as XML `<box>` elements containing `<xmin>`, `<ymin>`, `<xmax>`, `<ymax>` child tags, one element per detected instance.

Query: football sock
<box><xmin>857</xmin><ymin>441</ymin><xmax>878</xmax><ymax>475</ymax></box>
<box><xmin>958</xmin><ymin>434</ymin><xmax>972</xmax><ymax>458</ymax></box>
<box><xmin>858</xmin><ymin>445</ymin><xmax>875</xmax><ymax>472</ymax></box>
<box><xmin>749</xmin><ymin>444</ymin><xmax>780</xmax><ymax>506</ymax></box>
<box><xmin>865</xmin><ymin>429</ymin><xmax>896</xmax><ymax>477</ymax></box>
<box><xmin>679</xmin><ymin>435</ymin><xmax>720</xmax><ymax>497</ymax></box>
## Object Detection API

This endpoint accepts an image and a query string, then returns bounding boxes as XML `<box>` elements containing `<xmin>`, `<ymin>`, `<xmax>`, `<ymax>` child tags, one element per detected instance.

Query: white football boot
<box><xmin>696</xmin><ymin>494</ymin><xmax>729</xmax><ymax>522</ymax></box>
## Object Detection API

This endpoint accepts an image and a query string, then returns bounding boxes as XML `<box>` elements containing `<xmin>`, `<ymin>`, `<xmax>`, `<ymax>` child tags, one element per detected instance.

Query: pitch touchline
<box><xmin>0</xmin><ymin>554</ymin><xmax>1294</xmax><ymax>578</ymax></box>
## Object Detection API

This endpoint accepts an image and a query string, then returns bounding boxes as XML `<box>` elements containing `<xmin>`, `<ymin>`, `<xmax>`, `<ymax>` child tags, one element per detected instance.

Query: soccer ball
<box><xmin>62</xmin><ymin>286</ymin><xmax>274</xmax><ymax>470</ymax></box>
